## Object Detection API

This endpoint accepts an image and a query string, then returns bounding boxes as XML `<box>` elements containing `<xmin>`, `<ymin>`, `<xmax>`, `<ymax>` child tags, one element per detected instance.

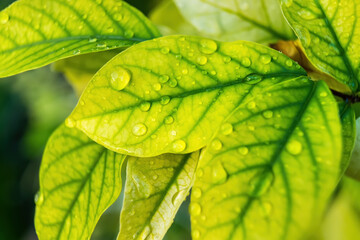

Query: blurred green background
<box><xmin>1</xmin><ymin>0</ymin><xmax>360</xmax><ymax>240</ymax></box>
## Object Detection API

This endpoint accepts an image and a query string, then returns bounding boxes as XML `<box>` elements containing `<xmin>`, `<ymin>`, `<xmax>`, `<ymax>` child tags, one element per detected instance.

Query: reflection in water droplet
<box><xmin>245</xmin><ymin>74</ymin><xmax>263</xmax><ymax>85</ymax></box>
<box><xmin>320</xmin><ymin>91</ymin><xmax>328</xmax><ymax>97</ymax></box>
<box><xmin>88</xmin><ymin>37</ymin><xmax>97</xmax><ymax>43</ymax></box>
<box><xmin>34</xmin><ymin>191</ymin><xmax>44</xmax><ymax>206</ymax></box>
<box><xmin>199</xmin><ymin>39</ymin><xmax>218</xmax><ymax>54</ymax></box>
<box><xmin>160</xmin><ymin>96</ymin><xmax>171</xmax><ymax>105</ymax></box>
<box><xmin>223</xmin><ymin>56</ymin><xmax>232</xmax><ymax>63</ymax></box>
<box><xmin>0</xmin><ymin>13</ymin><xmax>9</xmax><ymax>24</ymax></box>
<box><xmin>241</xmin><ymin>57</ymin><xmax>252</xmax><ymax>67</ymax></box>
<box><xmin>249</xmin><ymin>172</ymin><xmax>274</xmax><ymax>197</ymax></box>
<box><xmin>160</xmin><ymin>47</ymin><xmax>170</xmax><ymax>54</ymax></box>
<box><xmin>159</xmin><ymin>75</ymin><xmax>170</xmax><ymax>83</ymax></box>
<box><xmin>285</xmin><ymin>59</ymin><xmax>293</xmax><ymax>67</ymax></box>
<box><xmin>172</xmin><ymin>139</ymin><xmax>186</xmax><ymax>152</ymax></box>
<box><xmin>109</xmin><ymin>67</ymin><xmax>131</xmax><ymax>91</ymax></box>
<box><xmin>153</xmin><ymin>83</ymin><xmax>162</xmax><ymax>91</ymax></box>
<box><xmin>192</xmin><ymin>188</ymin><xmax>202</xmax><ymax>198</ymax></box>
<box><xmin>114</xmin><ymin>13</ymin><xmax>123</xmax><ymax>21</ymax></box>
<box><xmin>172</xmin><ymin>190</ymin><xmax>184</xmax><ymax>205</ymax></box>
<box><xmin>164</xmin><ymin>115</ymin><xmax>174</xmax><ymax>124</ymax></box>
<box><xmin>284</xmin><ymin>0</ymin><xmax>293</xmax><ymax>7</ymax></box>
<box><xmin>197</xmin><ymin>56</ymin><xmax>208</xmax><ymax>65</ymax></box>
<box><xmin>65</xmin><ymin>117</ymin><xmax>76</xmax><ymax>128</ymax></box>
<box><xmin>193</xmin><ymin>230</ymin><xmax>201</xmax><ymax>239</ymax></box>
<box><xmin>260</xmin><ymin>55</ymin><xmax>272</xmax><ymax>64</ymax></box>
<box><xmin>132</xmin><ymin>123</ymin><xmax>147</xmax><ymax>136</ymax></box>
<box><xmin>124</xmin><ymin>30</ymin><xmax>134</xmax><ymax>38</ymax></box>
<box><xmin>262</xmin><ymin>202</ymin><xmax>273</xmax><ymax>217</ymax></box>
<box><xmin>286</xmin><ymin>140</ymin><xmax>302</xmax><ymax>155</ymax></box>
<box><xmin>238</xmin><ymin>146</ymin><xmax>249</xmax><ymax>155</ymax></box>
<box><xmin>140</xmin><ymin>102</ymin><xmax>151</xmax><ymax>112</ymax></box>
<box><xmin>211</xmin><ymin>139</ymin><xmax>223</xmax><ymax>151</ymax></box>
<box><xmin>247</xmin><ymin>101</ymin><xmax>256</xmax><ymax>109</ymax></box>
<box><xmin>263</xmin><ymin>110</ymin><xmax>273</xmax><ymax>119</ymax></box>
<box><xmin>152</xmin><ymin>174</ymin><xmax>158</xmax><ymax>180</ymax></box>
<box><xmin>168</xmin><ymin>79</ymin><xmax>178</xmax><ymax>87</ymax></box>
<box><xmin>190</xmin><ymin>203</ymin><xmax>202</xmax><ymax>216</ymax></box>
<box><xmin>73</xmin><ymin>49</ymin><xmax>81</xmax><ymax>55</ymax></box>
<box><xmin>221</xmin><ymin>123</ymin><xmax>233</xmax><ymax>135</ymax></box>
<box><xmin>211</xmin><ymin>162</ymin><xmax>228</xmax><ymax>184</ymax></box>
<box><xmin>138</xmin><ymin>225</ymin><xmax>151</xmax><ymax>240</ymax></box>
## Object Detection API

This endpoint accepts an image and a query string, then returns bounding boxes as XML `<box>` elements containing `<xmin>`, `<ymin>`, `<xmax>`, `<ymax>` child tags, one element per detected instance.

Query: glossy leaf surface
<box><xmin>174</xmin><ymin>0</ymin><xmax>294</xmax><ymax>43</ymax></box>
<box><xmin>118</xmin><ymin>152</ymin><xmax>199</xmax><ymax>240</ymax></box>
<box><xmin>69</xmin><ymin>35</ymin><xmax>306</xmax><ymax>157</ymax></box>
<box><xmin>190</xmin><ymin>80</ymin><xmax>342</xmax><ymax>240</ymax></box>
<box><xmin>0</xmin><ymin>0</ymin><xmax>160</xmax><ymax>78</ymax></box>
<box><xmin>35</xmin><ymin>124</ymin><xmax>125</xmax><ymax>240</ymax></box>
<box><xmin>281</xmin><ymin>0</ymin><xmax>360</xmax><ymax>92</ymax></box>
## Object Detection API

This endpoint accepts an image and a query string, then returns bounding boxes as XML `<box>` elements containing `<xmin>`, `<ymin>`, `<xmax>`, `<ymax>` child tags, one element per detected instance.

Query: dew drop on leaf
<box><xmin>159</xmin><ymin>75</ymin><xmax>170</xmax><ymax>83</ymax></box>
<box><xmin>172</xmin><ymin>139</ymin><xmax>186</xmax><ymax>152</ymax></box>
<box><xmin>223</xmin><ymin>56</ymin><xmax>231</xmax><ymax>63</ymax></box>
<box><xmin>164</xmin><ymin>115</ymin><xmax>174</xmax><ymax>124</ymax></box>
<box><xmin>221</xmin><ymin>123</ymin><xmax>233</xmax><ymax>135</ymax></box>
<box><xmin>160</xmin><ymin>96</ymin><xmax>171</xmax><ymax>105</ymax></box>
<box><xmin>138</xmin><ymin>225</ymin><xmax>151</xmax><ymax>240</ymax></box>
<box><xmin>88</xmin><ymin>37</ymin><xmax>97</xmax><ymax>43</ymax></box>
<box><xmin>73</xmin><ymin>49</ymin><xmax>81</xmax><ymax>55</ymax></box>
<box><xmin>249</xmin><ymin>172</ymin><xmax>274</xmax><ymax>197</ymax></box>
<box><xmin>211</xmin><ymin>139</ymin><xmax>223</xmax><ymax>151</ymax></box>
<box><xmin>263</xmin><ymin>110</ymin><xmax>274</xmax><ymax>119</ymax></box>
<box><xmin>34</xmin><ymin>191</ymin><xmax>44</xmax><ymax>206</ymax></box>
<box><xmin>168</xmin><ymin>79</ymin><xmax>178</xmax><ymax>87</ymax></box>
<box><xmin>283</xmin><ymin>0</ymin><xmax>293</xmax><ymax>7</ymax></box>
<box><xmin>0</xmin><ymin>13</ymin><xmax>9</xmax><ymax>24</ymax></box>
<box><xmin>152</xmin><ymin>174</ymin><xmax>158</xmax><ymax>180</ymax></box>
<box><xmin>65</xmin><ymin>117</ymin><xmax>76</xmax><ymax>128</ymax></box>
<box><xmin>140</xmin><ymin>102</ymin><xmax>151</xmax><ymax>112</ymax></box>
<box><xmin>124</xmin><ymin>30</ymin><xmax>134</xmax><ymax>38</ymax></box>
<box><xmin>182</xmin><ymin>68</ymin><xmax>189</xmax><ymax>75</ymax></box>
<box><xmin>197</xmin><ymin>56</ymin><xmax>208</xmax><ymax>65</ymax></box>
<box><xmin>211</xmin><ymin>161</ymin><xmax>228</xmax><ymax>184</ymax></box>
<box><xmin>247</xmin><ymin>101</ymin><xmax>256</xmax><ymax>109</ymax></box>
<box><xmin>192</xmin><ymin>188</ymin><xmax>202</xmax><ymax>199</ymax></box>
<box><xmin>262</xmin><ymin>202</ymin><xmax>273</xmax><ymax>217</ymax></box>
<box><xmin>241</xmin><ymin>57</ymin><xmax>252</xmax><ymax>67</ymax></box>
<box><xmin>190</xmin><ymin>203</ymin><xmax>202</xmax><ymax>216</ymax></box>
<box><xmin>114</xmin><ymin>13</ymin><xmax>123</xmax><ymax>21</ymax></box>
<box><xmin>286</xmin><ymin>140</ymin><xmax>303</xmax><ymax>155</ymax></box>
<box><xmin>153</xmin><ymin>83</ymin><xmax>162</xmax><ymax>91</ymax></box>
<box><xmin>109</xmin><ymin>67</ymin><xmax>131</xmax><ymax>91</ymax></box>
<box><xmin>160</xmin><ymin>47</ymin><xmax>170</xmax><ymax>54</ymax></box>
<box><xmin>260</xmin><ymin>55</ymin><xmax>272</xmax><ymax>64</ymax></box>
<box><xmin>171</xmin><ymin>190</ymin><xmax>184</xmax><ymax>205</ymax></box>
<box><xmin>193</xmin><ymin>230</ymin><xmax>201</xmax><ymax>239</ymax></box>
<box><xmin>132</xmin><ymin>123</ymin><xmax>147</xmax><ymax>136</ymax></box>
<box><xmin>285</xmin><ymin>59</ymin><xmax>293</xmax><ymax>67</ymax></box>
<box><xmin>199</xmin><ymin>39</ymin><xmax>218</xmax><ymax>54</ymax></box>
<box><xmin>238</xmin><ymin>146</ymin><xmax>249</xmax><ymax>155</ymax></box>
<box><xmin>320</xmin><ymin>91</ymin><xmax>328</xmax><ymax>97</ymax></box>
<box><xmin>245</xmin><ymin>74</ymin><xmax>263</xmax><ymax>84</ymax></box>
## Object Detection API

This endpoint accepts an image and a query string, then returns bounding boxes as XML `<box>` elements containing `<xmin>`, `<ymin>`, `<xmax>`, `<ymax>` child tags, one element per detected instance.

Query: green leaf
<box><xmin>174</xmin><ymin>0</ymin><xmax>295</xmax><ymax>43</ymax></box>
<box><xmin>347</xmin><ymin>117</ymin><xmax>360</xmax><ymax>180</ymax></box>
<box><xmin>35</xmin><ymin>124</ymin><xmax>126</xmax><ymax>240</ymax></box>
<box><xmin>337</xmin><ymin>102</ymin><xmax>356</xmax><ymax>175</ymax></box>
<box><xmin>118</xmin><ymin>152</ymin><xmax>199</xmax><ymax>240</ymax></box>
<box><xmin>0</xmin><ymin>0</ymin><xmax>160</xmax><ymax>78</ymax></box>
<box><xmin>280</xmin><ymin>0</ymin><xmax>360</xmax><ymax>93</ymax></box>
<box><xmin>68</xmin><ymin>35</ymin><xmax>307</xmax><ymax>157</ymax></box>
<box><xmin>190</xmin><ymin>80</ymin><xmax>342</xmax><ymax>240</ymax></box>
<box><xmin>53</xmin><ymin>50</ymin><xmax>121</xmax><ymax>95</ymax></box>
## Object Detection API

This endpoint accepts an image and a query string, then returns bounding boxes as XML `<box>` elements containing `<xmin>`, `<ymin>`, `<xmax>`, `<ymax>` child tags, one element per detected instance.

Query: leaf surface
<box><xmin>35</xmin><ymin>124</ymin><xmax>125</xmax><ymax>240</ymax></box>
<box><xmin>0</xmin><ymin>0</ymin><xmax>160</xmax><ymax>78</ymax></box>
<box><xmin>118</xmin><ymin>152</ymin><xmax>199</xmax><ymax>240</ymax></box>
<box><xmin>69</xmin><ymin>35</ymin><xmax>306</xmax><ymax>157</ymax></box>
<box><xmin>174</xmin><ymin>0</ymin><xmax>294</xmax><ymax>43</ymax></box>
<box><xmin>281</xmin><ymin>0</ymin><xmax>360</xmax><ymax>92</ymax></box>
<box><xmin>190</xmin><ymin>79</ymin><xmax>342</xmax><ymax>240</ymax></box>
<box><xmin>347</xmin><ymin>116</ymin><xmax>360</xmax><ymax>180</ymax></box>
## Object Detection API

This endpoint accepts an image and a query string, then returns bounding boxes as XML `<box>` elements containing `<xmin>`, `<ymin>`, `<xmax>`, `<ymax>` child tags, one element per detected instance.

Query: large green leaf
<box><xmin>0</xmin><ymin>0</ymin><xmax>160</xmax><ymax>78</ymax></box>
<box><xmin>281</xmin><ymin>0</ymin><xmax>360</xmax><ymax>93</ymax></box>
<box><xmin>174</xmin><ymin>0</ymin><xmax>294</xmax><ymax>43</ymax></box>
<box><xmin>68</xmin><ymin>35</ymin><xmax>307</xmax><ymax>157</ymax></box>
<box><xmin>53</xmin><ymin>50</ymin><xmax>121</xmax><ymax>95</ymax></box>
<box><xmin>35</xmin><ymin>124</ymin><xmax>125</xmax><ymax>240</ymax></box>
<box><xmin>347</xmin><ymin>117</ymin><xmax>360</xmax><ymax>180</ymax></box>
<box><xmin>190</xmin><ymin>79</ymin><xmax>342</xmax><ymax>240</ymax></box>
<box><xmin>118</xmin><ymin>152</ymin><xmax>199</xmax><ymax>240</ymax></box>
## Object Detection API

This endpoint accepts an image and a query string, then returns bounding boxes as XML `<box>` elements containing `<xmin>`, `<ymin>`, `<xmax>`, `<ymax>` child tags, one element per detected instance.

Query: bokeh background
<box><xmin>1</xmin><ymin>0</ymin><xmax>360</xmax><ymax>240</ymax></box>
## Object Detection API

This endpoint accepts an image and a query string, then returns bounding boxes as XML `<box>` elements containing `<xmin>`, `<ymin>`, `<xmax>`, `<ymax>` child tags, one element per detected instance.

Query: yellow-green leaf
<box><xmin>118</xmin><ymin>152</ymin><xmax>199</xmax><ymax>240</ymax></box>
<box><xmin>281</xmin><ymin>0</ymin><xmax>360</xmax><ymax>93</ymax></box>
<box><xmin>68</xmin><ymin>35</ymin><xmax>306</xmax><ymax>157</ymax></box>
<box><xmin>347</xmin><ymin>117</ymin><xmax>360</xmax><ymax>180</ymax></box>
<box><xmin>0</xmin><ymin>0</ymin><xmax>160</xmax><ymax>78</ymax></box>
<box><xmin>190</xmin><ymin>80</ymin><xmax>342</xmax><ymax>240</ymax></box>
<box><xmin>35</xmin><ymin>124</ymin><xmax>126</xmax><ymax>240</ymax></box>
<box><xmin>174</xmin><ymin>0</ymin><xmax>295</xmax><ymax>43</ymax></box>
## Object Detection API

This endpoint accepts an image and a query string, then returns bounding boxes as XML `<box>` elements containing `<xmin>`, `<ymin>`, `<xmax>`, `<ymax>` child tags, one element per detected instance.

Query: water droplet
<box><xmin>320</xmin><ymin>91</ymin><xmax>328</xmax><ymax>97</ymax></box>
<box><xmin>190</xmin><ymin>203</ymin><xmax>202</xmax><ymax>216</ymax></box>
<box><xmin>88</xmin><ymin>37</ymin><xmax>97</xmax><ymax>43</ymax></box>
<box><xmin>245</xmin><ymin>74</ymin><xmax>263</xmax><ymax>84</ymax></box>
<box><xmin>199</xmin><ymin>39</ymin><xmax>218</xmax><ymax>54</ymax></box>
<box><xmin>0</xmin><ymin>13</ymin><xmax>9</xmax><ymax>24</ymax></box>
<box><xmin>182</xmin><ymin>68</ymin><xmax>189</xmax><ymax>75</ymax></box>
<box><xmin>159</xmin><ymin>75</ymin><xmax>170</xmax><ymax>83</ymax></box>
<box><xmin>211</xmin><ymin>139</ymin><xmax>223</xmax><ymax>151</ymax></box>
<box><xmin>124</xmin><ymin>30</ymin><xmax>134</xmax><ymax>38</ymax></box>
<box><xmin>238</xmin><ymin>146</ymin><xmax>249</xmax><ymax>155</ymax></box>
<box><xmin>197</xmin><ymin>56</ymin><xmax>208</xmax><ymax>65</ymax></box>
<box><xmin>172</xmin><ymin>139</ymin><xmax>186</xmax><ymax>152</ymax></box>
<box><xmin>210</xmin><ymin>70</ymin><xmax>217</xmax><ymax>76</ymax></box>
<box><xmin>132</xmin><ymin>123</ymin><xmax>147</xmax><ymax>136</ymax></box>
<box><xmin>73</xmin><ymin>49</ymin><xmax>81</xmax><ymax>55</ymax></box>
<box><xmin>223</xmin><ymin>56</ymin><xmax>232</xmax><ymax>63</ymax></box>
<box><xmin>160</xmin><ymin>47</ymin><xmax>170</xmax><ymax>54</ymax></box>
<box><xmin>211</xmin><ymin>162</ymin><xmax>228</xmax><ymax>184</ymax></box>
<box><xmin>138</xmin><ymin>225</ymin><xmax>151</xmax><ymax>240</ymax></box>
<box><xmin>107</xmin><ymin>27</ymin><xmax>114</xmax><ymax>33</ymax></box>
<box><xmin>192</xmin><ymin>188</ymin><xmax>202</xmax><ymax>198</ymax></box>
<box><xmin>140</xmin><ymin>102</ymin><xmax>151</xmax><ymax>112</ymax></box>
<box><xmin>221</xmin><ymin>123</ymin><xmax>233</xmax><ymax>135</ymax></box>
<box><xmin>153</xmin><ymin>83</ymin><xmax>162</xmax><ymax>91</ymax></box>
<box><xmin>171</xmin><ymin>190</ymin><xmax>184</xmax><ymax>205</ymax></box>
<box><xmin>193</xmin><ymin>230</ymin><xmax>201</xmax><ymax>239</ymax></box>
<box><xmin>285</xmin><ymin>59</ymin><xmax>293</xmax><ymax>67</ymax></box>
<box><xmin>152</xmin><ymin>174</ymin><xmax>158</xmax><ymax>180</ymax></box>
<box><xmin>260</xmin><ymin>55</ymin><xmax>272</xmax><ymax>64</ymax></box>
<box><xmin>247</xmin><ymin>101</ymin><xmax>256</xmax><ymax>109</ymax></box>
<box><xmin>168</xmin><ymin>79</ymin><xmax>178</xmax><ymax>87</ymax></box>
<box><xmin>263</xmin><ymin>110</ymin><xmax>273</xmax><ymax>119</ymax></box>
<box><xmin>197</xmin><ymin>169</ymin><xmax>204</xmax><ymax>177</ymax></box>
<box><xmin>283</xmin><ymin>0</ymin><xmax>293</xmax><ymax>7</ymax></box>
<box><xmin>34</xmin><ymin>191</ymin><xmax>44</xmax><ymax>206</ymax></box>
<box><xmin>241</xmin><ymin>57</ymin><xmax>252</xmax><ymax>67</ymax></box>
<box><xmin>249</xmin><ymin>172</ymin><xmax>274</xmax><ymax>197</ymax></box>
<box><xmin>160</xmin><ymin>96</ymin><xmax>171</xmax><ymax>105</ymax></box>
<box><xmin>286</xmin><ymin>140</ymin><xmax>302</xmax><ymax>155</ymax></box>
<box><xmin>109</xmin><ymin>67</ymin><xmax>131</xmax><ymax>91</ymax></box>
<box><xmin>298</xmin><ymin>9</ymin><xmax>316</xmax><ymax>20</ymax></box>
<box><xmin>114</xmin><ymin>13</ymin><xmax>123</xmax><ymax>21</ymax></box>
<box><xmin>80</xmin><ymin>100</ymin><xmax>85</xmax><ymax>105</ymax></box>
<box><xmin>164</xmin><ymin>115</ymin><xmax>174</xmax><ymax>124</ymax></box>
<box><xmin>262</xmin><ymin>202</ymin><xmax>273</xmax><ymax>217</ymax></box>
<box><xmin>65</xmin><ymin>117</ymin><xmax>76</xmax><ymax>128</ymax></box>
<box><xmin>248</xmin><ymin>125</ymin><xmax>255</xmax><ymax>131</ymax></box>
<box><xmin>96</xmin><ymin>43</ymin><xmax>106</xmax><ymax>48</ymax></box>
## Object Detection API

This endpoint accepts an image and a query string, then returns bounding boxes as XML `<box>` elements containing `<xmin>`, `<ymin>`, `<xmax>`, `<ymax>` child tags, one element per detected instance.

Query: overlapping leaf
<box><xmin>347</xmin><ymin>117</ymin><xmax>360</xmax><ymax>180</ymax></box>
<box><xmin>0</xmin><ymin>0</ymin><xmax>160</xmax><ymax>78</ymax></box>
<box><xmin>118</xmin><ymin>152</ymin><xmax>199</xmax><ymax>240</ymax></box>
<box><xmin>174</xmin><ymin>0</ymin><xmax>295</xmax><ymax>43</ymax></box>
<box><xmin>281</xmin><ymin>0</ymin><xmax>360</xmax><ymax>93</ymax></box>
<box><xmin>68</xmin><ymin>35</ymin><xmax>306</xmax><ymax>157</ymax></box>
<box><xmin>190</xmin><ymin>79</ymin><xmax>342</xmax><ymax>240</ymax></box>
<box><xmin>35</xmin><ymin>124</ymin><xmax>125</xmax><ymax>240</ymax></box>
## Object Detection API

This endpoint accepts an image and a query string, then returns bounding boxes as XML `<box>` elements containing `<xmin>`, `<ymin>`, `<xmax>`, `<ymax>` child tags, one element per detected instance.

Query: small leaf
<box><xmin>118</xmin><ymin>152</ymin><xmax>199</xmax><ymax>240</ymax></box>
<box><xmin>281</xmin><ymin>0</ymin><xmax>360</xmax><ymax>92</ymax></box>
<box><xmin>35</xmin><ymin>124</ymin><xmax>126</xmax><ymax>240</ymax></box>
<box><xmin>53</xmin><ymin>50</ymin><xmax>121</xmax><ymax>95</ymax></box>
<box><xmin>69</xmin><ymin>35</ymin><xmax>306</xmax><ymax>157</ymax></box>
<box><xmin>190</xmin><ymin>80</ymin><xmax>342</xmax><ymax>240</ymax></box>
<box><xmin>0</xmin><ymin>0</ymin><xmax>160</xmax><ymax>78</ymax></box>
<box><xmin>174</xmin><ymin>0</ymin><xmax>295</xmax><ymax>43</ymax></box>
